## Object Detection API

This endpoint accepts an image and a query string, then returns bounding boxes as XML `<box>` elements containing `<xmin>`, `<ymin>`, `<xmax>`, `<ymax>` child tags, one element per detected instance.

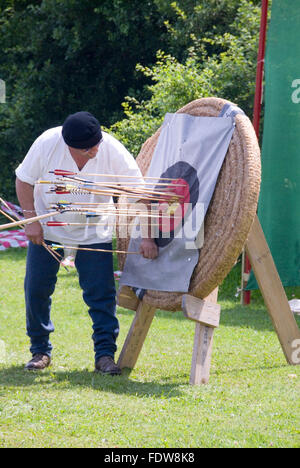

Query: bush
<box><xmin>0</xmin><ymin>0</ymin><xmax>166</xmax><ymax>199</ymax></box>
<box><xmin>111</xmin><ymin>0</ymin><xmax>261</xmax><ymax>156</ymax></box>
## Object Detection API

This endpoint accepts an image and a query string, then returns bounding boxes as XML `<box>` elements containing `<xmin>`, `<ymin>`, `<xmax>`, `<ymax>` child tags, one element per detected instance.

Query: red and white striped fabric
<box><xmin>0</xmin><ymin>230</ymin><xmax>28</xmax><ymax>251</ymax></box>
<box><xmin>0</xmin><ymin>200</ymin><xmax>24</xmax><ymax>220</ymax></box>
<box><xmin>0</xmin><ymin>200</ymin><xmax>27</xmax><ymax>251</ymax></box>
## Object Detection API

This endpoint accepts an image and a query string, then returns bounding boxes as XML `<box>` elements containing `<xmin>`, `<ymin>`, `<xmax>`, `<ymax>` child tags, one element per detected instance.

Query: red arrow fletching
<box><xmin>47</xmin><ymin>221</ymin><xmax>68</xmax><ymax>226</ymax></box>
<box><xmin>54</xmin><ymin>169</ymin><xmax>76</xmax><ymax>176</ymax></box>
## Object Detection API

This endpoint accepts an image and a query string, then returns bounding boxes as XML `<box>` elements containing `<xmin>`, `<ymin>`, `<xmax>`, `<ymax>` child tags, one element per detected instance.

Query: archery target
<box><xmin>117</xmin><ymin>97</ymin><xmax>261</xmax><ymax>310</ymax></box>
<box><xmin>154</xmin><ymin>161</ymin><xmax>199</xmax><ymax>247</ymax></box>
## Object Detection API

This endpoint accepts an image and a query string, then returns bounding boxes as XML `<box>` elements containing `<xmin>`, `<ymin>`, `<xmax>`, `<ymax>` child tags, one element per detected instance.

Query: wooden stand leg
<box><xmin>190</xmin><ymin>323</ymin><xmax>215</xmax><ymax>385</ymax></box>
<box><xmin>117</xmin><ymin>300</ymin><xmax>156</xmax><ymax>370</ymax></box>
<box><xmin>182</xmin><ymin>288</ymin><xmax>220</xmax><ymax>385</ymax></box>
<box><xmin>245</xmin><ymin>215</ymin><xmax>300</xmax><ymax>365</ymax></box>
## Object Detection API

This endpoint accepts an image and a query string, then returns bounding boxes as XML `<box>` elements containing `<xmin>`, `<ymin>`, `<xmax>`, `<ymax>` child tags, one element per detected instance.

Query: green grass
<box><xmin>0</xmin><ymin>248</ymin><xmax>299</xmax><ymax>448</ymax></box>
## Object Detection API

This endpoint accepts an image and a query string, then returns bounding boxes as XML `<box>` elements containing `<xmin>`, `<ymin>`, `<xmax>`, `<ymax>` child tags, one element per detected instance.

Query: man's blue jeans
<box><xmin>24</xmin><ymin>241</ymin><xmax>119</xmax><ymax>362</ymax></box>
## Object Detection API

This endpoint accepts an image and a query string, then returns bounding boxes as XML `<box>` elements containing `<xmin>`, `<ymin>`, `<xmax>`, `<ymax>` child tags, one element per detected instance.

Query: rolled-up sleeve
<box><xmin>15</xmin><ymin>135</ymin><xmax>43</xmax><ymax>185</ymax></box>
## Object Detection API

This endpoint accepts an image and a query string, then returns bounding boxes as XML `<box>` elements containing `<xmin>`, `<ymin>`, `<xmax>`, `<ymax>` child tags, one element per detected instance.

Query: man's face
<box><xmin>69</xmin><ymin>142</ymin><xmax>101</xmax><ymax>159</ymax></box>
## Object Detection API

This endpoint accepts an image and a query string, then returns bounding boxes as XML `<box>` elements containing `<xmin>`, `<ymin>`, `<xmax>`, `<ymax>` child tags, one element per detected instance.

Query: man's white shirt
<box><xmin>16</xmin><ymin>127</ymin><xmax>143</xmax><ymax>245</ymax></box>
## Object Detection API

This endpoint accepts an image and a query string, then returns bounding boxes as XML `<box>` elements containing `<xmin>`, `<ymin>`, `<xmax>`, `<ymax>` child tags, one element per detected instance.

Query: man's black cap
<box><xmin>62</xmin><ymin>111</ymin><xmax>102</xmax><ymax>149</ymax></box>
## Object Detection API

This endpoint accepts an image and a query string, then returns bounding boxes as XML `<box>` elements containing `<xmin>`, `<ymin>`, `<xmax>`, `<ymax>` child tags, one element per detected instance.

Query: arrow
<box><xmin>0</xmin><ymin>211</ymin><xmax>60</xmax><ymax>231</ymax></box>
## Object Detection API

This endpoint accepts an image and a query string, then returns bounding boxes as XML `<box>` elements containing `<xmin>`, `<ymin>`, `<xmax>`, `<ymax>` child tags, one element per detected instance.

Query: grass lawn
<box><xmin>0</xmin><ymin>247</ymin><xmax>299</xmax><ymax>448</ymax></box>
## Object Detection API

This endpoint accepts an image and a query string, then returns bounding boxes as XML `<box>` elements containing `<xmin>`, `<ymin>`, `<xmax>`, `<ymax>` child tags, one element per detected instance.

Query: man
<box><xmin>15</xmin><ymin>111</ymin><xmax>158</xmax><ymax>375</ymax></box>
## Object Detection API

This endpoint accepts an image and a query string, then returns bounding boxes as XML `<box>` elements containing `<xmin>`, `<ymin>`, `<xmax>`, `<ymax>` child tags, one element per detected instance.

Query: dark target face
<box><xmin>153</xmin><ymin>161</ymin><xmax>199</xmax><ymax>247</ymax></box>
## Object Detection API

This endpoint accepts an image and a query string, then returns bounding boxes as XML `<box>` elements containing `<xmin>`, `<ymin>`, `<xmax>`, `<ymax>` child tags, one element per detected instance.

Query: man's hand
<box><xmin>25</xmin><ymin>221</ymin><xmax>44</xmax><ymax>245</ymax></box>
<box><xmin>140</xmin><ymin>238</ymin><xmax>158</xmax><ymax>260</ymax></box>
<box><xmin>16</xmin><ymin>178</ymin><xmax>44</xmax><ymax>245</ymax></box>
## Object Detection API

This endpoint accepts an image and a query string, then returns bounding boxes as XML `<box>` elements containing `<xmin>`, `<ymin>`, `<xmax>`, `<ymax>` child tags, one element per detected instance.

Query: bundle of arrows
<box><xmin>0</xmin><ymin>196</ymin><xmax>66</xmax><ymax>268</ymax></box>
<box><xmin>0</xmin><ymin>170</ymin><xmax>184</xmax><ymax>257</ymax></box>
<box><xmin>36</xmin><ymin>169</ymin><xmax>185</xmax><ymax>204</ymax></box>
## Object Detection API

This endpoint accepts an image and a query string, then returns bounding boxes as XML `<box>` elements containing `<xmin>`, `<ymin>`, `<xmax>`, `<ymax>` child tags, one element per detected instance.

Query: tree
<box><xmin>111</xmin><ymin>0</ymin><xmax>262</xmax><ymax>156</ymax></box>
<box><xmin>0</xmin><ymin>0</ymin><xmax>166</xmax><ymax>198</ymax></box>
<box><xmin>0</xmin><ymin>0</ymin><xmax>263</xmax><ymax>199</ymax></box>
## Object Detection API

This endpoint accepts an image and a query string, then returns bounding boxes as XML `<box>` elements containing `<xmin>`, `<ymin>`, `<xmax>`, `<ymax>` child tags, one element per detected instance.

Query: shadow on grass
<box><xmin>119</xmin><ymin>303</ymin><xmax>300</xmax><ymax>333</ymax></box>
<box><xmin>0</xmin><ymin>365</ymin><xmax>186</xmax><ymax>398</ymax></box>
<box><xmin>210</xmin><ymin>362</ymin><xmax>290</xmax><ymax>377</ymax></box>
<box><xmin>219</xmin><ymin>306</ymin><xmax>277</xmax><ymax>331</ymax></box>
<box><xmin>219</xmin><ymin>304</ymin><xmax>300</xmax><ymax>334</ymax></box>
<box><xmin>0</xmin><ymin>359</ymin><xmax>292</xmax><ymax>400</ymax></box>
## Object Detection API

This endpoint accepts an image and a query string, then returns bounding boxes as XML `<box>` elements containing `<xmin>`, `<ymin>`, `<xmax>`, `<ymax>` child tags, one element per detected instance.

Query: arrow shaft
<box><xmin>0</xmin><ymin>211</ymin><xmax>60</xmax><ymax>231</ymax></box>
<box><xmin>51</xmin><ymin>244</ymin><xmax>140</xmax><ymax>255</ymax></box>
<box><xmin>52</xmin><ymin>169</ymin><xmax>180</xmax><ymax>182</ymax></box>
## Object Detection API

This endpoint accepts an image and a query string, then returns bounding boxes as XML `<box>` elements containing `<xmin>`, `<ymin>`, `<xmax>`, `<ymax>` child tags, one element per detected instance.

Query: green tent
<box><xmin>247</xmin><ymin>0</ymin><xmax>300</xmax><ymax>289</ymax></box>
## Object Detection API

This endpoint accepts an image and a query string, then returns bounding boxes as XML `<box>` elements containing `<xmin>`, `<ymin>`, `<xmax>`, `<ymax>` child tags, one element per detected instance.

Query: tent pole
<box><xmin>242</xmin><ymin>0</ymin><xmax>269</xmax><ymax>305</ymax></box>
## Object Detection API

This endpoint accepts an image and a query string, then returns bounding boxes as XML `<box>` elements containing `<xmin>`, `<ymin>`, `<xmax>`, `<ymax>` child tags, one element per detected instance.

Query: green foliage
<box><xmin>0</xmin><ymin>0</ymin><xmax>263</xmax><ymax>198</ymax></box>
<box><xmin>154</xmin><ymin>0</ymin><xmax>251</xmax><ymax>60</ymax></box>
<box><xmin>0</xmin><ymin>0</ymin><xmax>165</xmax><ymax>199</ymax></box>
<box><xmin>110</xmin><ymin>51</ymin><xmax>213</xmax><ymax>156</ymax></box>
<box><xmin>111</xmin><ymin>0</ymin><xmax>261</xmax><ymax>156</ymax></box>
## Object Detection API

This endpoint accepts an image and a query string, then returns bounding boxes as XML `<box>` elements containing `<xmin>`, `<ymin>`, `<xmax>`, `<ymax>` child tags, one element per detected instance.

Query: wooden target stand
<box><xmin>117</xmin><ymin>215</ymin><xmax>300</xmax><ymax>384</ymax></box>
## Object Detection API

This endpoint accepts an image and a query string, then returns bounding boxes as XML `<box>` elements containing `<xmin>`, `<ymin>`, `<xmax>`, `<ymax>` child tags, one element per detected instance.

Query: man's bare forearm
<box><xmin>16</xmin><ymin>177</ymin><xmax>37</xmax><ymax>219</ymax></box>
<box><xmin>137</xmin><ymin>200</ymin><xmax>158</xmax><ymax>259</ymax></box>
<box><xmin>16</xmin><ymin>177</ymin><xmax>44</xmax><ymax>244</ymax></box>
